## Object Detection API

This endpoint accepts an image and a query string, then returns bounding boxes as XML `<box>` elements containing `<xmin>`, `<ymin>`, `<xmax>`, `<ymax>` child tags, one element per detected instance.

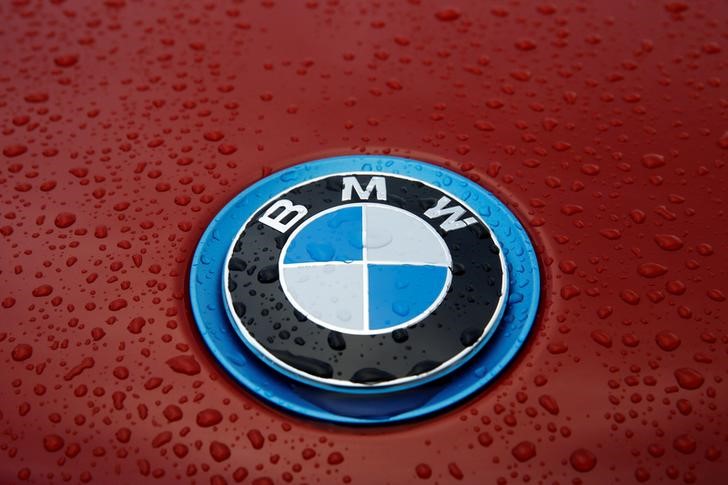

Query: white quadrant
<box><xmin>280</xmin><ymin>263</ymin><xmax>365</xmax><ymax>332</ymax></box>
<box><xmin>364</xmin><ymin>205</ymin><xmax>451</xmax><ymax>266</ymax></box>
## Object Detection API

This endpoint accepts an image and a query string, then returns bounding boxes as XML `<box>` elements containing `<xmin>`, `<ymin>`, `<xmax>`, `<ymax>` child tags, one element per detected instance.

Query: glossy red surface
<box><xmin>1</xmin><ymin>0</ymin><xmax>726</xmax><ymax>483</ymax></box>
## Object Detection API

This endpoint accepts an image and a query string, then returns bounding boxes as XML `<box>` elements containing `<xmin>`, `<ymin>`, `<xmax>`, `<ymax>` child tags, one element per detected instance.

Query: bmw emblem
<box><xmin>190</xmin><ymin>156</ymin><xmax>539</xmax><ymax>424</ymax></box>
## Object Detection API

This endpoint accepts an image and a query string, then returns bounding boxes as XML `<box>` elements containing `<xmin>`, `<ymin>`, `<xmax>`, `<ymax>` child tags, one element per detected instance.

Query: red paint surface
<box><xmin>1</xmin><ymin>1</ymin><xmax>726</xmax><ymax>483</ymax></box>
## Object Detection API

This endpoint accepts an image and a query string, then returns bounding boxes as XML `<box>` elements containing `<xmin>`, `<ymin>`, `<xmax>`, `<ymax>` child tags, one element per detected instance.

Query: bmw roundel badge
<box><xmin>190</xmin><ymin>156</ymin><xmax>540</xmax><ymax>424</ymax></box>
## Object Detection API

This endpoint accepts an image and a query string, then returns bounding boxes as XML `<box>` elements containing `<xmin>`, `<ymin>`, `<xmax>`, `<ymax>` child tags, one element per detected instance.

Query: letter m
<box><xmin>341</xmin><ymin>176</ymin><xmax>387</xmax><ymax>201</ymax></box>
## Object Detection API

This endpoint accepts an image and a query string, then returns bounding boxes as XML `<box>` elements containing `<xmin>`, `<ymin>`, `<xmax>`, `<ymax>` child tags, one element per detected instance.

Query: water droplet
<box><xmin>570</xmin><ymin>448</ymin><xmax>597</xmax><ymax>472</ymax></box>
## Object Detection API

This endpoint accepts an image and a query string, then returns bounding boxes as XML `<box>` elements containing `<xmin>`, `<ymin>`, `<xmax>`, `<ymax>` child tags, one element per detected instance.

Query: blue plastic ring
<box><xmin>190</xmin><ymin>155</ymin><xmax>540</xmax><ymax>424</ymax></box>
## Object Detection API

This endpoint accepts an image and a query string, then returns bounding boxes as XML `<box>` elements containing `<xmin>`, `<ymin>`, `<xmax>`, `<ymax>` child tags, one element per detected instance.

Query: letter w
<box><xmin>424</xmin><ymin>196</ymin><xmax>477</xmax><ymax>232</ymax></box>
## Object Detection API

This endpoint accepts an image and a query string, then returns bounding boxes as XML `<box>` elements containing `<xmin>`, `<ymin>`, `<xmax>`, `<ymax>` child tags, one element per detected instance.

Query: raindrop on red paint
<box><xmin>3</xmin><ymin>144</ymin><xmax>27</xmax><ymax>157</ymax></box>
<box><xmin>415</xmin><ymin>463</ymin><xmax>432</xmax><ymax>479</ymax></box>
<box><xmin>570</xmin><ymin>448</ymin><xmax>597</xmax><ymax>472</ymax></box>
<box><xmin>108</xmin><ymin>299</ymin><xmax>128</xmax><ymax>311</ymax></box>
<box><xmin>247</xmin><ymin>429</ymin><xmax>264</xmax><ymax>449</ymax></box>
<box><xmin>54</xmin><ymin>55</ymin><xmax>78</xmax><ymax>67</ymax></box>
<box><xmin>654</xmin><ymin>234</ymin><xmax>683</xmax><ymax>251</ymax></box>
<box><xmin>32</xmin><ymin>284</ymin><xmax>53</xmax><ymax>297</ymax></box>
<box><xmin>218</xmin><ymin>144</ymin><xmax>237</xmax><ymax>155</ymax></box>
<box><xmin>209</xmin><ymin>441</ymin><xmax>231</xmax><ymax>462</ymax></box>
<box><xmin>12</xmin><ymin>344</ymin><xmax>33</xmax><ymax>361</ymax></box>
<box><xmin>435</xmin><ymin>8</ymin><xmax>460</xmax><ymax>21</ymax></box>
<box><xmin>674</xmin><ymin>368</ymin><xmax>704</xmax><ymax>390</ymax></box>
<box><xmin>538</xmin><ymin>395</ymin><xmax>559</xmax><ymax>415</ymax></box>
<box><xmin>166</xmin><ymin>355</ymin><xmax>201</xmax><ymax>375</ymax></box>
<box><xmin>196</xmin><ymin>409</ymin><xmax>223</xmax><ymax>427</ymax></box>
<box><xmin>511</xmin><ymin>441</ymin><xmax>536</xmax><ymax>462</ymax></box>
<box><xmin>328</xmin><ymin>451</ymin><xmax>344</xmax><ymax>465</ymax></box>
<box><xmin>163</xmin><ymin>405</ymin><xmax>183</xmax><ymax>422</ymax></box>
<box><xmin>478</xmin><ymin>432</ymin><xmax>493</xmax><ymax>447</ymax></box>
<box><xmin>673</xmin><ymin>434</ymin><xmax>697</xmax><ymax>454</ymax></box>
<box><xmin>448</xmin><ymin>462</ymin><xmax>464</xmax><ymax>480</ymax></box>
<box><xmin>43</xmin><ymin>434</ymin><xmax>65</xmax><ymax>452</ymax></box>
<box><xmin>591</xmin><ymin>330</ymin><xmax>612</xmax><ymax>348</ymax></box>
<box><xmin>635</xmin><ymin>467</ymin><xmax>650</xmax><ymax>482</ymax></box>
<box><xmin>655</xmin><ymin>331</ymin><xmax>681</xmax><ymax>351</ymax></box>
<box><xmin>641</xmin><ymin>153</ymin><xmax>666</xmax><ymax>168</ymax></box>
<box><xmin>638</xmin><ymin>263</ymin><xmax>668</xmax><ymax>278</ymax></box>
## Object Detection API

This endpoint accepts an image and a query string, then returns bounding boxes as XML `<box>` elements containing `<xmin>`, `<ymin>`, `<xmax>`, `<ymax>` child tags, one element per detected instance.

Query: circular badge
<box><xmin>224</xmin><ymin>173</ymin><xmax>507</xmax><ymax>388</ymax></box>
<box><xmin>191</xmin><ymin>156</ymin><xmax>539</xmax><ymax>424</ymax></box>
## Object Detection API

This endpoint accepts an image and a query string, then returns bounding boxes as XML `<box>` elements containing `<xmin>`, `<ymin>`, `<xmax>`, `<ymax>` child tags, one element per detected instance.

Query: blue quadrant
<box><xmin>283</xmin><ymin>206</ymin><xmax>363</xmax><ymax>263</ymax></box>
<box><xmin>368</xmin><ymin>265</ymin><xmax>449</xmax><ymax>330</ymax></box>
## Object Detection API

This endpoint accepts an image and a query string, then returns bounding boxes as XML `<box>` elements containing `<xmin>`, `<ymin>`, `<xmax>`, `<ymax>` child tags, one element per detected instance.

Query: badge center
<box><xmin>279</xmin><ymin>203</ymin><xmax>453</xmax><ymax>335</ymax></box>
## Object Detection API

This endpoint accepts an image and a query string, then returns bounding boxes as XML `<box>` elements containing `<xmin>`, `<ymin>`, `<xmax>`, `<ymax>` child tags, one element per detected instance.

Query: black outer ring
<box><xmin>225</xmin><ymin>175</ymin><xmax>505</xmax><ymax>385</ymax></box>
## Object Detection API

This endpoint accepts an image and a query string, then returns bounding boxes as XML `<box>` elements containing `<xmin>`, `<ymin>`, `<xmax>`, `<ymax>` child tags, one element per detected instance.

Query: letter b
<box><xmin>258</xmin><ymin>199</ymin><xmax>308</xmax><ymax>233</ymax></box>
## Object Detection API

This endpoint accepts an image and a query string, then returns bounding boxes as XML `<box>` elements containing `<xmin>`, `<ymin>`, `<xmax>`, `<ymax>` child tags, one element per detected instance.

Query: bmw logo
<box><xmin>191</xmin><ymin>156</ymin><xmax>539</xmax><ymax>424</ymax></box>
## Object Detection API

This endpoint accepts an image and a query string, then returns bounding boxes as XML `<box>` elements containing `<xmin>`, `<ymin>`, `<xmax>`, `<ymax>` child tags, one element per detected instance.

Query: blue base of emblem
<box><xmin>190</xmin><ymin>156</ymin><xmax>540</xmax><ymax>424</ymax></box>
